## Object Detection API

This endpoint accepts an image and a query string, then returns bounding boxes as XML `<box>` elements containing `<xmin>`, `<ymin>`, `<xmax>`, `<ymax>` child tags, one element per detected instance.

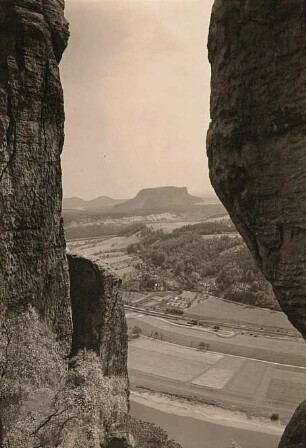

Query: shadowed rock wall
<box><xmin>279</xmin><ymin>401</ymin><xmax>306</xmax><ymax>448</ymax></box>
<box><xmin>207</xmin><ymin>1</ymin><xmax>306</xmax><ymax>446</ymax></box>
<box><xmin>0</xmin><ymin>0</ymin><xmax>71</xmax><ymax>341</ymax></box>
<box><xmin>68</xmin><ymin>254</ymin><xmax>128</xmax><ymax>378</ymax></box>
<box><xmin>207</xmin><ymin>0</ymin><xmax>306</xmax><ymax>338</ymax></box>
<box><xmin>0</xmin><ymin>1</ymin><xmax>129</xmax><ymax>445</ymax></box>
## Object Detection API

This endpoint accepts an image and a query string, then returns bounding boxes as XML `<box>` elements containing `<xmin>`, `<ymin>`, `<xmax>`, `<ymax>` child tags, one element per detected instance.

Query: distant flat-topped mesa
<box><xmin>114</xmin><ymin>186</ymin><xmax>203</xmax><ymax>212</ymax></box>
<box><xmin>207</xmin><ymin>1</ymin><xmax>305</xmax><ymax>447</ymax></box>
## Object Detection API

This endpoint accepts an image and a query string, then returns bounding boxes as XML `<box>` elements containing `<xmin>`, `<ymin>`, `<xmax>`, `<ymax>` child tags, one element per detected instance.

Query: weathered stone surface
<box><xmin>0</xmin><ymin>1</ymin><xmax>72</xmax><ymax>444</ymax></box>
<box><xmin>0</xmin><ymin>1</ymin><xmax>129</xmax><ymax>445</ymax></box>
<box><xmin>0</xmin><ymin>0</ymin><xmax>71</xmax><ymax>341</ymax></box>
<box><xmin>207</xmin><ymin>1</ymin><xmax>306</xmax><ymax>447</ymax></box>
<box><xmin>207</xmin><ymin>0</ymin><xmax>306</xmax><ymax>338</ymax></box>
<box><xmin>67</xmin><ymin>254</ymin><xmax>129</xmax><ymax>446</ymax></box>
<box><xmin>279</xmin><ymin>400</ymin><xmax>306</xmax><ymax>448</ymax></box>
<box><xmin>68</xmin><ymin>254</ymin><xmax>128</xmax><ymax>378</ymax></box>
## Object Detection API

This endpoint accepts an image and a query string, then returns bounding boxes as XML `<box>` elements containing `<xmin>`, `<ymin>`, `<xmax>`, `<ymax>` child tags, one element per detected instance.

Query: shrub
<box><xmin>166</xmin><ymin>308</ymin><xmax>184</xmax><ymax>316</ymax></box>
<box><xmin>270</xmin><ymin>413</ymin><xmax>279</xmax><ymax>421</ymax></box>
<box><xmin>128</xmin><ymin>417</ymin><xmax>182</xmax><ymax>448</ymax></box>
<box><xmin>131</xmin><ymin>326</ymin><xmax>142</xmax><ymax>337</ymax></box>
<box><xmin>0</xmin><ymin>305</ymin><xmax>67</xmax><ymax>446</ymax></box>
<box><xmin>0</xmin><ymin>307</ymin><xmax>129</xmax><ymax>448</ymax></box>
<box><xmin>197</xmin><ymin>342</ymin><xmax>210</xmax><ymax>351</ymax></box>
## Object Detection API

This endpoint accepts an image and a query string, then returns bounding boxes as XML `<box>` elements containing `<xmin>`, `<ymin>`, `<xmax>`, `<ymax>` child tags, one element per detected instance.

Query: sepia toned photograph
<box><xmin>0</xmin><ymin>1</ymin><xmax>305</xmax><ymax>447</ymax></box>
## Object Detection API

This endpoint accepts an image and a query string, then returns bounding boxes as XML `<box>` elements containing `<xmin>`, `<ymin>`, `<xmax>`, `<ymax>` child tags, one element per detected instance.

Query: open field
<box><xmin>126</xmin><ymin>313</ymin><xmax>306</xmax><ymax>366</ymax></box>
<box><xmin>128</xmin><ymin>337</ymin><xmax>306</xmax><ymax>419</ymax></box>
<box><xmin>204</xmin><ymin>215</ymin><xmax>230</xmax><ymax>222</ymax></box>
<box><xmin>125</xmin><ymin>289</ymin><xmax>297</xmax><ymax>335</ymax></box>
<box><xmin>67</xmin><ymin>235</ymin><xmax>141</xmax><ymax>276</ymax></box>
<box><xmin>201</xmin><ymin>232</ymin><xmax>239</xmax><ymax>240</ymax></box>
<box><xmin>267</xmin><ymin>379</ymin><xmax>303</xmax><ymax>405</ymax></box>
<box><xmin>123</xmin><ymin>292</ymin><xmax>170</xmax><ymax>307</ymax></box>
<box><xmin>148</xmin><ymin>221</ymin><xmax>199</xmax><ymax>233</ymax></box>
<box><xmin>67</xmin><ymin>234</ymin><xmax>139</xmax><ymax>254</ymax></box>
<box><xmin>188</xmin><ymin>296</ymin><xmax>295</xmax><ymax>331</ymax></box>
<box><xmin>67</xmin><ymin>236</ymin><xmax>113</xmax><ymax>248</ymax></box>
<box><xmin>226</xmin><ymin>361</ymin><xmax>267</xmax><ymax>395</ymax></box>
<box><xmin>192</xmin><ymin>367</ymin><xmax>235</xmax><ymax>389</ymax></box>
<box><xmin>123</xmin><ymin>291</ymin><xmax>150</xmax><ymax>304</ymax></box>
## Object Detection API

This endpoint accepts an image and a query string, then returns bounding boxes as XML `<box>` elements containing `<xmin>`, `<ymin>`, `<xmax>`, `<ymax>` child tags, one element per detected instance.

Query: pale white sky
<box><xmin>61</xmin><ymin>0</ymin><xmax>214</xmax><ymax>199</ymax></box>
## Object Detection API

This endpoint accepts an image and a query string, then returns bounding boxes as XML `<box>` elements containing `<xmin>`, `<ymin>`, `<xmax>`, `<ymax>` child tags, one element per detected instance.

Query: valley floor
<box><xmin>127</xmin><ymin>334</ymin><xmax>306</xmax><ymax>421</ymax></box>
<box><xmin>68</xmin><ymin>233</ymin><xmax>305</xmax><ymax>446</ymax></box>
<box><xmin>127</xmin><ymin>312</ymin><xmax>305</xmax><ymax>367</ymax></box>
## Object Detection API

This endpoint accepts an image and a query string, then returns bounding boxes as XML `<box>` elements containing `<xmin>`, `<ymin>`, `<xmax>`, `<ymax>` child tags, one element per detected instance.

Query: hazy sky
<box><xmin>61</xmin><ymin>0</ymin><xmax>214</xmax><ymax>199</ymax></box>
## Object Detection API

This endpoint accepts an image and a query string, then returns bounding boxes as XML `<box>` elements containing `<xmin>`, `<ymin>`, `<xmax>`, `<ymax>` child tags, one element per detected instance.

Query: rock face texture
<box><xmin>0</xmin><ymin>1</ymin><xmax>129</xmax><ymax>446</ymax></box>
<box><xmin>207</xmin><ymin>1</ymin><xmax>305</xmax><ymax>446</ymax></box>
<box><xmin>279</xmin><ymin>400</ymin><xmax>306</xmax><ymax>448</ymax></box>
<box><xmin>207</xmin><ymin>0</ymin><xmax>306</xmax><ymax>338</ymax></box>
<box><xmin>68</xmin><ymin>254</ymin><xmax>128</xmax><ymax>378</ymax></box>
<box><xmin>0</xmin><ymin>0</ymin><xmax>71</xmax><ymax>341</ymax></box>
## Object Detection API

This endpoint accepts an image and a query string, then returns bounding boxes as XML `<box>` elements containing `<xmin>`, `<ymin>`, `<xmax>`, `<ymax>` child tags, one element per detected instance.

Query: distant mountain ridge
<box><xmin>62</xmin><ymin>187</ymin><xmax>223</xmax><ymax>215</ymax></box>
<box><xmin>113</xmin><ymin>186</ymin><xmax>204</xmax><ymax>212</ymax></box>
<box><xmin>63</xmin><ymin>196</ymin><xmax>126</xmax><ymax>210</ymax></box>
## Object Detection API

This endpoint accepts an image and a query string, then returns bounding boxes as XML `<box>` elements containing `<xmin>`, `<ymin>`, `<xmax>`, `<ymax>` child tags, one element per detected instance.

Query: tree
<box><xmin>270</xmin><ymin>413</ymin><xmax>279</xmax><ymax>421</ymax></box>
<box><xmin>0</xmin><ymin>306</ymin><xmax>129</xmax><ymax>448</ymax></box>
<box><xmin>128</xmin><ymin>417</ymin><xmax>182</xmax><ymax>448</ymax></box>
<box><xmin>197</xmin><ymin>342</ymin><xmax>209</xmax><ymax>351</ymax></box>
<box><xmin>57</xmin><ymin>350</ymin><xmax>128</xmax><ymax>446</ymax></box>
<box><xmin>131</xmin><ymin>326</ymin><xmax>142</xmax><ymax>338</ymax></box>
<box><xmin>0</xmin><ymin>305</ymin><xmax>67</xmax><ymax>447</ymax></box>
<box><xmin>151</xmin><ymin>251</ymin><xmax>166</xmax><ymax>267</ymax></box>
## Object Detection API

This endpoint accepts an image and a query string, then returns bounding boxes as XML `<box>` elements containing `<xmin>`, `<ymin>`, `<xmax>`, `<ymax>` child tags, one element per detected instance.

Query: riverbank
<box><xmin>130</xmin><ymin>390</ymin><xmax>283</xmax><ymax>448</ymax></box>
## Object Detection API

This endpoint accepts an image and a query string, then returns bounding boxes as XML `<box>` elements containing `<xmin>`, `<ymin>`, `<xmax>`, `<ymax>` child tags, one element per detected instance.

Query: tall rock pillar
<box><xmin>207</xmin><ymin>1</ymin><xmax>306</xmax><ymax>446</ymax></box>
<box><xmin>0</xmin><ymin>0</ymin><xmax>71</xmax><ymax>340</ymax></box>
<box><xmin>0</xmin><ymin>1</ymin><xmax>73</xmax><ymax>444</ymax></box>
<box><xmin>207</xmin><ymin>0</ymin><xmax>306</xmax><ymax>338</ymax></box>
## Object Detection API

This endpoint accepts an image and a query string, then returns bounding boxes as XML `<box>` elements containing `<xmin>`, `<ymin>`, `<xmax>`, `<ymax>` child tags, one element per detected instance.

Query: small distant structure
<box><xmin>153</xmin><ymin>281</ymin><xmax>164</xmax><ymax>291</ymax></box>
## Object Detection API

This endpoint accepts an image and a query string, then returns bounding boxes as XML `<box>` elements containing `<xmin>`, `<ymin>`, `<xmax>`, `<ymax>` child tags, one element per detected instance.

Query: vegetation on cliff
<box><xmin>0</xmin><ymin>311</ymin><xmax>128</xmax><ymax>448</ymax></box>
<box><xmin>128</xmin><ymin>417</ymin><xmax>182</xmax><ymax>448</ymax></box>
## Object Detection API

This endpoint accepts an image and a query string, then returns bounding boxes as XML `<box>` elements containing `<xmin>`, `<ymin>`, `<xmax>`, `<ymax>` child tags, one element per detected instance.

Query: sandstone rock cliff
<box><xmin>207</xmin><ymin>0</ymin><xmax>306</xmax><ymax>338</ymax></box>
<box><xmin>279</xmin><ymin>401</ymin><xmax>306</xmax><ymax>448</ymax></box>
<box><xmin>0</xmin><ymin>0</ymin><xmax>70</xmax><ymax>341</ymax></box>
<box><xmin>68</xmin><ymin>254</ymin><xmax>128</xmax><ymax>378</ymax></box>
<box><xmin>207</xmin><ymin>1</ymin><xmax>306</xmax><ymax>446</ymax></box>
<box><xmin>0</xmin><ymin>1</ymin><xmax>129</xmax><ymax>446</ymax></box>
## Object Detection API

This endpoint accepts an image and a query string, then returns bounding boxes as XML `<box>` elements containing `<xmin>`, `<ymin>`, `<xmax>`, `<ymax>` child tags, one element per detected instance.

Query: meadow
<box><xmin>126</xmin><ymin>314</ymin><xmax>306</xmax><ymax>366</ymax></box>
<box><xmin>188</xmin><ymin>297</ymin><xmax>294</xmax><ymax>331</ymax></box>
<box><xmin>128</xmin><ymin>337</ymin><xmax>306</xmax><ymax>419</ymax></box>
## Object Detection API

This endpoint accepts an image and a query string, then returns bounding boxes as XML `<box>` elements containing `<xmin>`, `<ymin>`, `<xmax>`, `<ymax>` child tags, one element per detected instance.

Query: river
<box><xmin>130</xmin><ymin>400</ymin><xmax>282</xmax><ymax>448</ymax></box>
